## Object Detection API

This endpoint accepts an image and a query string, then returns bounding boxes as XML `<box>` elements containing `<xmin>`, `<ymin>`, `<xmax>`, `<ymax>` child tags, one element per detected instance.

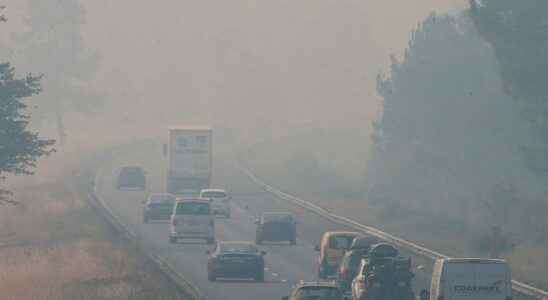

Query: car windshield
<box><xmin>329</xmin><ymin>235</ymin><xmax>355</xmax><ymax>250</ymax></box>
<box><xmin>201</xmin><ymin>191</ymin><xmax>226</xmax><ymax>198</ymax></box>
<box><xmin>219</xmin><ymin>243</ymin><xmax>258</xmax><ymax>254</ymax></box>
<box><xmin>175</xmin><ymin>202</ymin><xmax>210</xmax><ymax>215</ymax></box>
<box><xmin>263</xmin><ymin>213</ymin><xmax>293</xmax><ymax>223</ymax></box>
<box><xmin>295</xmin><ymin>287</ymin><xmax>342</xmax><ymax>300</ymax></box>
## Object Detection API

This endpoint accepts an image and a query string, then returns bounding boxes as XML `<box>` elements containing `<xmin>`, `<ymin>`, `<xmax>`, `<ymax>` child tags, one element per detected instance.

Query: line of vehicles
<box><xmin>114</xmin><ymin>127</ymin><xmax>515</xmax><ymax>300</ymax></box>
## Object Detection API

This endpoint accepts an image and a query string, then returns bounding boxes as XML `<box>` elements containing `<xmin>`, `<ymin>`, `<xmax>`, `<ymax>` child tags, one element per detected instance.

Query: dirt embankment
<box><xmin>0</xmin><ymin>149</ymin><xmax>186</xmax><ymax>300</ymax></box>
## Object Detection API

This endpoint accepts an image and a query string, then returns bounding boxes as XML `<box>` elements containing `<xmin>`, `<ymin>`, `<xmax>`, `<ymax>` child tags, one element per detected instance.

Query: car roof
<box><xmin>296</xmin><ymin>281</ymin><xmax>339</xmax><ymax>288</ymax></box>
<box><xmin>443</xmin><ymin>258</ymin><xmax>507</xmax><ymax>264</ymax></box>
<box><xmin>200</xmin><ymin>189</ymin><xmax>226</xmax><ymax>193</ymax></box>
<box><xmin>175</xmin><ymin>198</ymin><xmax>210</xmax><ymax>203</ymax></box>
<box><xmin>324</xmin><ymin>231</ymin><xmax>360</xmax><ymax>237</ymax></box>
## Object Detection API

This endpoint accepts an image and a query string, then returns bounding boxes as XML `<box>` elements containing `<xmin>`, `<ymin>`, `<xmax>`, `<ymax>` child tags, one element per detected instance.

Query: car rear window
<box><xmin>201</xmin><ymin>191</ymin><xmax>226</xmax><ymax>198</ymax></box>
<box><xmin>329</xmin><ymin>235</ymin><xmax>355</xmax><ymax>249</ymax></box>
<box><xmin>175</xmin><ymin>202</ymin><xmax>210</xmax><ymax>215</ymax></box>
<box><xmin>219</xmin><ymin>243</ymin><xmax>258</xmax><ymax>254</ymax></box>
<box><xmin>296</xmin><ymin>286</ymin><xmax>342</xmax><ymax>299</ymax></box>
<box><xmin>263</xmin><ymin>213</ymin><xmax>293</xmax><ymax>223</ymax></box>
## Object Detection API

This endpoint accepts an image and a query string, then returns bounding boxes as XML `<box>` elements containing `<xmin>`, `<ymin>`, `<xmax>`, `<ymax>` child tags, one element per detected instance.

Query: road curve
<box><xmin>94</xmin><ymin>143</ymin><xmax>436</xmax><ymax>300</ymax></box>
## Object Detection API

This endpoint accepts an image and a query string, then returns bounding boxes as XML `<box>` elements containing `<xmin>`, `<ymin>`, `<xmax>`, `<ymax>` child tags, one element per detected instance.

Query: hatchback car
<box><xmin>200</xmin><ymin>188</ymin><xmax>231</xmax><ymax>218</ymax></box>
<box><xmin>255</xmin><ymin>212</ymin><xmax>297</xmax><ymax>245</ymax></box>
<box><xmin>169</xmin><ymin>199</ymin><xmax>215</xmax><ymax>244</ymax></box>
<box><xmin>116</xmin><ymin>166</ymin><xmax>146</xmax><ymax>190</ymax></box>
<box><xmin>315</xmin><ymin>231</ymin><xmax>360</xmax><ymax>279</ymax></box>
<box><xmin>143</xmin><ymin>193</ymin><xmax>176</xmax><ymax>223</ymax></box>
<box><xmin>282</xmin><ymin>281</ymin><xmax>344</xmax><ymax>300</ymax></box>
<box><xmin>206</xmin><ymin>241</ymin><xmax>266</xmax><ymax>282</ymax></box>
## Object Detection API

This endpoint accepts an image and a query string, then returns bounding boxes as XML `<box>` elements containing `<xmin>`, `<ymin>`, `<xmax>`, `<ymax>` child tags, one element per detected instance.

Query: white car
<box><xmin>200</xmin><ymin>188</ymin><xmax>231</xmax><ymax>218</ymax></box>
<box><xmin>170</xmin><ymin>199</ymin><xmax>215</xmax><ymax>244</ymax></box>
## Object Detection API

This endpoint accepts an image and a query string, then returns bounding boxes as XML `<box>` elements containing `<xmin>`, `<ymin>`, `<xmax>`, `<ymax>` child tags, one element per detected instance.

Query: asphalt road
<box><xmin>94</xmin><ymin>144</ymin><xmax>438</xmax><ymax>300</ymax></box>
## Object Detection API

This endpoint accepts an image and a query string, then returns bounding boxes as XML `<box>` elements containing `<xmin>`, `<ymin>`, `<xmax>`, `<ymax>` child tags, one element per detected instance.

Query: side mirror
<box><xmin>420</xmin><ymin>289</ymin><xmax>430</xmax><ymax>300</ymax></box>
<box><xmin>260</xmin><ymin>251</ymin><xmax>267</xmax><ymax>256</ymax></box>
<box><xmin>282</xmin><ymin>297</ymin><xmax>289</xmax><ymax>300</ymax></box>
<box><xmin>314</xmin><ymin>245</ymin><xmax>320</xmax><ymax>251</ymax></box>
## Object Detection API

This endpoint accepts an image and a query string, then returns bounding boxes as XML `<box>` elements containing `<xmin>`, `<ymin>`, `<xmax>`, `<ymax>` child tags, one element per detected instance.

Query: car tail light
<box><xmin>339</xmin><ymin>266</ymin><xmax>348</xmax><ymax>278</ymax></box>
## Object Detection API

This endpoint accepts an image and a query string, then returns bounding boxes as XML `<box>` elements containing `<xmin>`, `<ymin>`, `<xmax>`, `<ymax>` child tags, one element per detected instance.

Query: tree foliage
<box><xmin>367</xmin><ymin>12</ymin><xmax>535</xmax><ymax>234</ymax></box>
<box><xmin>13</xmin><ymin>0</ymin><xmax>100</xmax><ymax>144</ymax></box>
<box><xmin>0</xmin><ymin>63</ymin><xmax>55</xmax><ymax>202</ymax></box>
<box><xmin>470</xmin><ymin>0</ymin><xmax>548</xmax><ymax>174</ymax></box>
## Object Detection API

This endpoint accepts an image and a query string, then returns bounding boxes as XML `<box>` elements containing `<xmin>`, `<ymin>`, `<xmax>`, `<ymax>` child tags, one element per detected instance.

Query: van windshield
<box><xmin>175</xmin><ymin>202</ymin><xmax>210</xmax><ymax>215</ymax></box>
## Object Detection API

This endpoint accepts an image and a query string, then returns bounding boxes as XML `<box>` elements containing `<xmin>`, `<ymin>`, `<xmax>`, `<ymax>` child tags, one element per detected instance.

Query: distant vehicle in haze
<box><xmin>337</xmin><ymin>236</ymin><xmax>380</xmax><ymax>292</ymax></box>
<box><xmin>166</xmin><ymin>127</ymin><xmax>212</xmax><ymax>195</ymax></box>
<box><xmin>206</xmin><ymin>241</ymin><xmax>266</xmax><ymax>282</ymax></box>
<box><xmin>315</xmin><ymin>231</ymin><xmax>360</xmax><ymax>279</ymax></box>
<box><xmin>420</xmin><ymin>258</ymin><xmax>512</xmax><ymax>300</ymax></box>
<box><xmin>169</xmin><ymin>199</ymin><xmax>215</xmax><ymax>244</ymax></box>
<box><xmin>200</xmin><ymin>188</ymin><xmax>231</xmax><ymax>218</ymax></box>
<box><xmin>142</xmin><ymin>193</ymin><xmax>176</xmax><ymax>223</ymax></box>
<box><xmin>116</xmin><ymin>166</ymin><xmax>146</xmax><ymax>190</ymax></box>
<box><xmin>255</xmin><ymin>212</ymin><xmax>297</xmax><ymax>245</ymax></box>
<box><xmin>282</xmin><ymin>281</ymin><xmax>344</xmax><ymax>300</ymax></box>
<box><xmin>351</xmin><ymin>248</ymin><xmax>414</xmax><ymax>300</ymax></box>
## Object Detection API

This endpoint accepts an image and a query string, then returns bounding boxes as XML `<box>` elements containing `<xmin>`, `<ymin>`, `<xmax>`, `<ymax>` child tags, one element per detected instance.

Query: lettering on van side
<box><xmin>454</xmin><ymin>280</ymin><xmax>502</xmax><ymax>293</ymax></box>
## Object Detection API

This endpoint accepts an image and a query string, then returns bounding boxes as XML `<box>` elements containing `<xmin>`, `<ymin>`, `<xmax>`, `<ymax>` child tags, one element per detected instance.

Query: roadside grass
<box><xmin>0</xmin><ymin>156</ymin><xmax>185</xmax><ymax>300</ymax></box>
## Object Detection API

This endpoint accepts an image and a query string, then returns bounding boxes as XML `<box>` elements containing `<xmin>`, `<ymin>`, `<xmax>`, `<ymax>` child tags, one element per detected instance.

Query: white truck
<box><xmin>166</xmin><ymin>127</ymin><xmax>212</xmax><ymax>195</ymax></box>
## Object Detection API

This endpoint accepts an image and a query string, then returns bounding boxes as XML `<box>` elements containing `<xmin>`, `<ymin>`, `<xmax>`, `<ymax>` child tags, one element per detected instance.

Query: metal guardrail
<box><xmin>87</xmin><ymin>167</ymin><xmax>203</xmax><ymax>300</ymax></box>
<box><xmin>236</xmin><ymin>162</ymin><xmax>548</xmax><ymax>300</ymax></box>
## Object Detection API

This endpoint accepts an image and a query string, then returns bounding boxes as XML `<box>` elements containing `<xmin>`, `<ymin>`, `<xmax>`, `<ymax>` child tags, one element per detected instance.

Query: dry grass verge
<box><xmin>0</xmin><ymin>155</ymin><xmax>186</xmax><ymax>300</ymax></box>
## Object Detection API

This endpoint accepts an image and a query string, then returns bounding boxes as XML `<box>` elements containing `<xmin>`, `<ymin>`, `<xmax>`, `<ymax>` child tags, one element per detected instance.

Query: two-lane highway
<box><xmin>94</xmin><ymin>143</ymin><xmax>433</xmax><ymax>300</ymax></box>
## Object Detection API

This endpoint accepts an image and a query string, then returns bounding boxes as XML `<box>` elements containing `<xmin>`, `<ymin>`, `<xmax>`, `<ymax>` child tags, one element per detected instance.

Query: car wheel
<box><xmin>169</xmin><ymin>236</ymin><xmax>177</xmax><ymax>244</ymax></box>
<box><xmin>208</xmin><ymin>272</ymin><xmax>216</xmax><ymax>282</ymax></box>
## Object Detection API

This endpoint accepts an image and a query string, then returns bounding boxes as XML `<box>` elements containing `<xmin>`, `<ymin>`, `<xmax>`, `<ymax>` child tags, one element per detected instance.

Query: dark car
<box><xmin>206</xmin><ymin>241</ymin><xmax>266</xmax><ymax>282</ymax></box>
<box><xmin>143</xmin><ymin>193</ymin><xmax>176</xmax><ymax>223</ymax></box>
<box><xmin>336</xmin><ymin>236</ymin><xmax>379</xmax><ymax>292</ymax></box>
<box><xmin>255</xmin><ymin>212</ymin><xmax>297</xmax><ymax>245</ymax></box>
<box><xmin>117</xmin><ymin>166</ymin><xmax>146</xmax><ymax>190</ymax></box>
<box><xmin>282</xmin><ymin>281</ymin><xmax>344</xmax><ymax>300</ymax></box>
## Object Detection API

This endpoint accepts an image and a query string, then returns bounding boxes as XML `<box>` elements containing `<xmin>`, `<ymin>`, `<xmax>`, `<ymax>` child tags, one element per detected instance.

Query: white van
<box><xmin>424</xmin><ymin>258</ymin><xmax>513</xmax><ymax>300</ymax></box>
<box><xmin>169</xmin><ymin>199</ymin><xmax>215</xmax><ymax>244</ymax></box>
<box><xmin>200</xmin><ymin>188</ymin><xmax>231</xmax><ymax>218</ymax></box>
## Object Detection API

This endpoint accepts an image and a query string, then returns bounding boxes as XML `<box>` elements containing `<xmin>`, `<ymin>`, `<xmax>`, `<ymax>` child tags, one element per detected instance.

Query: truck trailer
<box><xmin>166</xmin><ymin>127</ymin><xmax>212</xmax><ymax>195</ymax></box>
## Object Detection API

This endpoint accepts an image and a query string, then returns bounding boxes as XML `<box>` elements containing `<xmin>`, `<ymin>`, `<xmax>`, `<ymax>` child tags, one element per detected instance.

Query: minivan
<box><xmin>169</xmin><ymin>199</ymin><xmax>215</xmax><ymax>244</ymax></box>
<box><xmin>423</xmin><ymin>258</ymin><xmax>513</xmax><ymax>300</ymax></box>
